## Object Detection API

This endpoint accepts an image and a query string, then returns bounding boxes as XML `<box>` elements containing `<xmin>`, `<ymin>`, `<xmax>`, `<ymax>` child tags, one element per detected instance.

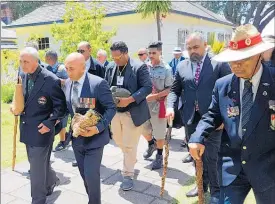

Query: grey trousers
<box><xmin>26</xmin><ymin>144</ymin><xmax>57</xmax><ymax>204</ymax></box>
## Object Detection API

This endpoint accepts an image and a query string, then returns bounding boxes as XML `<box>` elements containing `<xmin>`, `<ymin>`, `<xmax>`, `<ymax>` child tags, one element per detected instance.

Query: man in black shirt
<box><xmin>105</xmin><ymin>41</ymin><xmax>152</xmax><ymax>191</ymax></box>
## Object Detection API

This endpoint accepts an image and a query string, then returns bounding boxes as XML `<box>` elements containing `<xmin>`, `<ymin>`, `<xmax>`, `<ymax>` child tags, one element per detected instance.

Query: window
<box><xmin>178</xmin><ymin>29</ymin><xmax>190</xmax><ymax>49</ymax></box>
<box><xmin>218</xmin><ymin>33</ymin><xmax>225</xmax><ymax>42</ymax></box>
<box><xmin>38</xmin><ymin>37</ymin><xmax>49</xmax><ymax>50</ymax></box>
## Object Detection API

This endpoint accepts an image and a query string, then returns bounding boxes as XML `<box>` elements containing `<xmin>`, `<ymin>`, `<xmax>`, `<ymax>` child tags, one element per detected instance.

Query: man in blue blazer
<box><xmin>63</xmin><ymin>53</ymin><xmax>116</xmax><ymax>204</ymax></box>
<box><xmin>105</xmin><ymin>41</ymin><xmax>152</xmax><ymax>191</ymax></box>
<box><xmin>166</xmin><ymin>32</ymin><xmax>231</xmax><ymax>201</ymax></box>
<box><xmin>12</xmin><ymin>47</ymin><xmax>67</xmax><ymax>204</ymax></box>
<box><xmin>189</xmin><ymin>24</ymin><xmax>275</xmax><ymax>204</ymax></box>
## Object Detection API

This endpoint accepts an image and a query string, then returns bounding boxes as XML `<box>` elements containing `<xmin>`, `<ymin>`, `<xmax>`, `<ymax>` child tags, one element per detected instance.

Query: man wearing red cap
<box><xmin>189</xmin><ymin>24</ymin><xmax>275</xmax><ymax>203</ymax></box>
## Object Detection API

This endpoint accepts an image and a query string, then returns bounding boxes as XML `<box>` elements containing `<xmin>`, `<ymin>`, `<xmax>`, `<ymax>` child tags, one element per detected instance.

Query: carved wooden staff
<box><xmin>160</xmin><ymin>116</ymin><xmax>173</xmax><ymax>197</ymax></box>
<box><xmin>11</xmin><ymin>75</ymin><xmax>24</xmax><ymax>171</ymax></box>
<box><xmin>196</xmin><ymin>159</ymin><xmax>204</xmax><ymax>204</ymax></box>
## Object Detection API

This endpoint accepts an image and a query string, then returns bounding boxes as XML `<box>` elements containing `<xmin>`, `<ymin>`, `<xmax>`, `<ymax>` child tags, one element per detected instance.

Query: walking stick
<box><xmin>160</xmin><ymin>116</ymin><xmax>173</xmax><ymax>197</ymax></box>
<box><xmin>196</xmin><ymin>159</ymin><xmax>204</xmax><ymax>204</ymax></box>
<box><xmin>12</xmin><ymin>116</ymin><xmax>18</xmax><ymax>171</ymax></box>
<box><xmin>11</xmin><ymin>73</ymin><xmax>24</xmax><ymax>171</ymax></box>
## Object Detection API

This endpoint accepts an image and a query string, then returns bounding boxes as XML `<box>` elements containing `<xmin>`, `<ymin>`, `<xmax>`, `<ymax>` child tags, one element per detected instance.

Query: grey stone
<box><xmin>9</xmin><ymin>184</ymin><xmax>31</xmax><ymax>202</ymax></box>
<box><xmin>150</xmin><ymin>198</ymin><xmax>169</xmax><ymax>204</ymax></box>
<box><xmin>7</xmin><ymin>199</ymin><xmax>30</xmax><ymax>204</ymax></box>
<box><xmin>1</xmin><ymin>173</ymin><xmax>29</xmax><ymax>193</ymax></box>
<box><xmin>48</xmin><ymin>190</ymin><xmax>88</xmax><ymax>204</ymax></box>
<box><xmin>102</xmin><ymin>185</ymin><xmax>155</xmax><ymax>204</ymax></box>
<box><xmin>1</xmin><ymin>193</ymin><xmax>16</xmax><ymax>204</ymax></box>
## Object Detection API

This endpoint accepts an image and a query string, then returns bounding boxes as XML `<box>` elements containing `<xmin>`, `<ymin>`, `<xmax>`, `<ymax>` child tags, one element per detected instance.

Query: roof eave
<box><xmin>4</xmin><ymin>9</ymin><xmax>232</xmax><ymax>28</ymax></box>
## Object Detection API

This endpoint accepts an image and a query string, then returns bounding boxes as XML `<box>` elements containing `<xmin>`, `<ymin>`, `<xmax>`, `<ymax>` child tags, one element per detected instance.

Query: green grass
<box><xmin>1</xmin><ymin>103</ymin><xmax>60</xmax><ymax>169</ymax></box>
<box><xmin>173</xmin><ymin>177</ymin><xmax>256</xmax><ymax>204</ymax></box>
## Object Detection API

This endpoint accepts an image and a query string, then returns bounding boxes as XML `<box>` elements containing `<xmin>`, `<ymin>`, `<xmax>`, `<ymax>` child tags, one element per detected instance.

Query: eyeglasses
<box><xmin>138</xmin><ymin>53</ymin><xmax>146</xmax><ymax>56</ymax></box>
<box><xmin>77</xmin><ymin>50</ymin><xmax>85</xmax><ymax>54</ymax></box>
<box><xmin>112</xmin><ymin>54</ymin><xmax>123</xmax><ymax>60</ymax></box>
<box><xmin>148</xmin><ymin>52</ymin><xmax>157</xmax><ymax>55</ymax></box>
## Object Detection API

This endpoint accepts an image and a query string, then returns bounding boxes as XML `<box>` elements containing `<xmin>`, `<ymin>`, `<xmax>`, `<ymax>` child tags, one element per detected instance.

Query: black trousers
<box><xmin>185</xmin><ymin>111</ymin><xmax>221</xmax><ymax>198</ymax></box>
<box><xmin>73</xmin><ymin>145</ymin><xmax>104</xmax><ymax>204</ymax></box>
<box><xmin>26</xmin><ymin>144</ymin><xmax>57</xmax><ymax>204</ymax></box>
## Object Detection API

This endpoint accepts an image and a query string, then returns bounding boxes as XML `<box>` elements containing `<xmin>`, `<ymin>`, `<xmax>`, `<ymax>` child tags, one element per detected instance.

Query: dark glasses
<box><xmin>77</xmin><ymin>50</ymin><xmax>85</xmax><ymax>54</ymax></box>
<box><xmin>138</xmin><ymin>53</ymin><xmax>146</xmax><ymax>56</ymax></box>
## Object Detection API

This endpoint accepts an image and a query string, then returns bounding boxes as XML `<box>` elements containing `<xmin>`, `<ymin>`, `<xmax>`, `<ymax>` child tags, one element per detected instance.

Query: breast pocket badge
<box><xmin>227</xmin><ymin>106</ymin><xmax>239</xmax><ymax>118</ymax></box>
<box><xmin>79</xmin><ymin>97</ymin><xmax>96</xmax><ymax>109</ymax></box>
<box><xmin>269</xmin><ymin>100</ymin><xmax>275</xmax><ymax>130</ymax></box>
<box><xmin>38</xmin><ymin>96</ymin><xmax>47</xmax><ymax>105</ymax></box>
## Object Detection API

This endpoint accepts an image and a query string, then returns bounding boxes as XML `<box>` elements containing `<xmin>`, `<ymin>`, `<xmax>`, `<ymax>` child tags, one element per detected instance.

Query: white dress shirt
<box><xmin>238</xmin><ymin>65</ymin><xmax>263</xmax><ymax>136</ymax></box>
<box><xmin>85</xmin><ymin>58</ymin><xmax>91</xmax><ymax>72</ymax></box>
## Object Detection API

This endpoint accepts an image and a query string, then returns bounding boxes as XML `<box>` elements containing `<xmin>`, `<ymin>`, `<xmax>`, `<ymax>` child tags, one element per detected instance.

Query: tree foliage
<box><xmin>136</xmin><ymin>1</ymin><xmax>172</xmax><ymax>41</ymax></box>
<box><xmin>51</xmin><ymin>2</ymin><xmax>116</xmax><ymax>61</ymax></box>
<box><xmin>198</xmin><ymin>1</ymin><xmax>275</xmax><ymax>32</ymax></box>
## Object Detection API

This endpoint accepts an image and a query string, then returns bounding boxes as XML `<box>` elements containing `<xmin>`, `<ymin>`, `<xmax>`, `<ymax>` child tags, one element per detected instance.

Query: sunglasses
<box><xmin>138</xmin><ymin>53</ymin><xmax>146</xmax><ymax>56</ymax></box>
<box><xmin>148</xmin><ymin>52</ymin><xmax>157</xmax><ymax>55</ymax></box>
<box><xmin>77</xmin><ymin>50</ymin><xmax>85</xmax><ymax>54</ymax></box>
<box><xmin>112</xmin><ymin>54</ymin><xmax>123</xmax><ymax>60</ymax></box>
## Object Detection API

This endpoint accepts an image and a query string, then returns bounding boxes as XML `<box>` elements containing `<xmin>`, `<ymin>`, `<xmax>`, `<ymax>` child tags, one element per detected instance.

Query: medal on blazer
<box><xmin>38</xmin><ymin>96</ymin><xmax>47</xmax><ymax>105</ymax></box>
<box><xmin>227</xmin><ymin>106</ymin><xmax>239</xmax><ymax>118</ymax></box>
<box><xmin>269</xmin><ymin>100</ymin><xmax>275</xmax><ymax>130</ymax></box>
<box><xmin>79</xmin><ymin>97</ymin><xmax>96</xmax><ymax>109</ymax></box>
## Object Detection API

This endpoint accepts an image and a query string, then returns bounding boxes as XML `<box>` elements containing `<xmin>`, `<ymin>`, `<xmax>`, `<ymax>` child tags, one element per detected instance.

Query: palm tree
<box><xmin>136</xmin><ymin>1</ymin><xmax>172</xmax><ymax>41</ymax></box>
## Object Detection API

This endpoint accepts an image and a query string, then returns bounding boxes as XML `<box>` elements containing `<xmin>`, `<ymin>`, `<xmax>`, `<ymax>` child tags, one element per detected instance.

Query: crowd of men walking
<box><xmin>10</xmin><ymin>23</ymin><xmax>275</xmax><ymax>204</ymax></box>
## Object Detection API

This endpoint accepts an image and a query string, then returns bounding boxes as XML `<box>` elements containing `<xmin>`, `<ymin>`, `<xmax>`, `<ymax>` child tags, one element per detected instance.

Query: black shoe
<box><xmin>72</xmin><ymin>160</ymin><xmax>78</xmax><ymax>167</ymax></box>
<box><xmin>186</xmin><ymin>186</ymin><xmax>207</xmax><ymax>197</ymax></box>
<box><xmin>46</xmin><ymin>178</ymin><xmax>60</xmax><ymax>196</ymax></box>
<box><xmin>182</xmin><ymin>154</ymin><xmax>193</xmax><ymax>163</ymax></box>
<box><xmin>151</xmin><ymin>154</ymin><xmax>163</xmax><ymax>170</ymax></box>
<box><xmin>53</xmin><ymin>141</ymin><xmax>67</xmax><ymax>152</ymax></box>
<box><xmin>180</xmin><ymin>141</ymin><xmax>187</xmax><ymax>148</ymax></box>
<box><xmin>143</xmin><ymin>142</ymin><xmax>157</xmax><ymax>159</ymax></box>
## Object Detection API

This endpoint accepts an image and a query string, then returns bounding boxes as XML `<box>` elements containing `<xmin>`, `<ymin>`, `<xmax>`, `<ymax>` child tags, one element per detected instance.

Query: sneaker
<box><xmin>120</xmin><ymin>176</ymin><xmax>134</xmax><ymax>191</ymax></box>
<box><xmin>53</xmin><ymin>141</ymin><xmax>67</xmax><ymax>152</ymax></box>
<box><xmin>143</xmin><ymin>142</ymin><xmax>157</xmax><ymax>159</ymax></box>
<box><xmin>151</xmin><ymin>154</ymin><xmax>163</xmax><ymax>170</ymax></box>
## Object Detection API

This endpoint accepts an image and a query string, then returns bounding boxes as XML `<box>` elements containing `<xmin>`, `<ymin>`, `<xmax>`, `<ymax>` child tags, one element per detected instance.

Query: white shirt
<box><xmin>192</xmin><ymin>53</ymin><xmax>207</xmax><ymax>77</ymax></box>
<box><xmin>71</xmin><ymin>73</ymin><xmax>86</xmax><ymax>101</ymax></box>
<box><xmin>85</xmin><ymin>58</ymin><xmax>91</xmax><ymax>72</ymax></box>
<box><xmin>238</xmin><ymin>65</ymin><xmax>263</xmax><ymax>136</ymax></box>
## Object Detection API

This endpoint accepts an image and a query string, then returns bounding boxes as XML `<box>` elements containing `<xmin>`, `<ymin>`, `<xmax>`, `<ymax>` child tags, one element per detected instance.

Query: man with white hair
<box><xmin>11</xmin><ymin>47</ymin><xmax>67</xmax><ymax>204</ymax></box>
<box><xmin>96</xmin><ymin>49</ymin><xmax>109</xmax><ymax>71</ymax></box>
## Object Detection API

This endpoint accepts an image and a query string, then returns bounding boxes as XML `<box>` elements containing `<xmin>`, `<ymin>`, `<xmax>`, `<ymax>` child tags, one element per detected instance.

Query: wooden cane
<box><xmin>12</xmin><ymin>116</ymin><xmax>18</xmax><ymax>171</ymax></box>
<box><xmin>160</xmin><ymin>116</ymin><xmax>173</xmax><ymax>197</ymax></box>
<box><xmin>196</xmin><ymin>159</ymin><xmax>204</xmax><ymax>204</ymax></box>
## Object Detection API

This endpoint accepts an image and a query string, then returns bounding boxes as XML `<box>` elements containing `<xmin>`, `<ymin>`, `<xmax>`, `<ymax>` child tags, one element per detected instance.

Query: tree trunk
<box><xmin>156</xmin><ymin>10</ymin><xmax>161</xmax><ymax>41</ymax></box>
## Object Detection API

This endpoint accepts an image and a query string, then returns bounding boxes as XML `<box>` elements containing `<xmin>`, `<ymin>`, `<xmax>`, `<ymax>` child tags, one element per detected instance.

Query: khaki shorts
<box><xmin>142</xmin><ymin>120</ymin><xmax>153</xmax><ymax>136</ymax></box>
<box><xmin>142</xmin><ymin>113</ymin><xmax>167</xmax><ymax>140</ymax></box>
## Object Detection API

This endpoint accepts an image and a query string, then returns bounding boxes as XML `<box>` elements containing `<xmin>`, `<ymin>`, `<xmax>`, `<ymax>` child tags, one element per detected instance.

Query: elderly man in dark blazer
<box><xmin>105</xmin><ymin>41</ymin><xmax>152</xmax><ymax>191</ymax></box>
<box><xmin>63</xmin><ymin>53</ymin><xmax>116</xmax><ymax>204</ymax></box>
<box><xmin>166</xmin><ymin>32</ymin><xmax>231</xmax><ymax>202</ymax></box>
<box><xmin>11</xmin><ymin>47</ymin><xmax>67</xmax><ymax>204</ymax></box>
<box><xmin>189</xmin><ymin>24</ymin><xmax>275</xmax><ymax>204</ymax></box>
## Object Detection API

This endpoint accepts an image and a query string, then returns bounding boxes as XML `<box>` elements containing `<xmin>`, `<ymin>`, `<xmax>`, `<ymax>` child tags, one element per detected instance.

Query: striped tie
<box><xmin>241</xmin><ymin>80</ymin><xmax>253</xmax><ymax>137</ymax></box>
<box><xmin>72</xmin><ymin>81</ymin><xmax>79</xmax><ymax>113</ymax></box>
<box><xmin>194</xmin><ymin>62</ymin><xmax>202</xmax><ymax>85</ymax></box>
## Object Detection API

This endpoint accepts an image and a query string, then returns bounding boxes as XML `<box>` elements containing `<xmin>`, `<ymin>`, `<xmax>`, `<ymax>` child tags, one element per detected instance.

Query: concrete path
<box><xmin>1</xmin><ymin>128</ymin><xmax>197</xmax><ymax>204</ymax></box>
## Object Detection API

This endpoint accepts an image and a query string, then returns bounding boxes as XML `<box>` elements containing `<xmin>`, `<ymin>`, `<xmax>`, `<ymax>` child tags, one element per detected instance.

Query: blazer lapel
<box><xmin>80</xmin><ymin>74</ymin><xmax>91</xmax><ymax>97</ymax></box>
<box><xmin>110</xmin><ymin>64</ymin><xmax>117</xmax><ymax>86</ymax></box>
<box><xmin>243</xmin><ymin>67</ymin><xmax>271</xmax><ymax>142</ymax></box>
<box><xmin>227</xmin><ymin>75</ymin><xmax>241</xmax><ymax>142</ymax></box>
<box><xmin>198</xmin><ymin>55</ymin><xmax>211</xmax><ymax>86</ymax></box>
<box><xmin>123</xmin><ymin>60</ymin><xmax>133</xmax><ymax>88</ymax></box>
<box><xmin>185</xmin><ymin>60</ymin><xmax>196</xmax><ymax>88</ymax></box>
<box><xmin>25</xmin><ymin>72</ymin><xmax>45</xmax><ymax>107</ymax></box>
<box><xmin>67</xmin><ymin>80</ymin><xmax>73</xmax><ymax>115</ymax></box>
